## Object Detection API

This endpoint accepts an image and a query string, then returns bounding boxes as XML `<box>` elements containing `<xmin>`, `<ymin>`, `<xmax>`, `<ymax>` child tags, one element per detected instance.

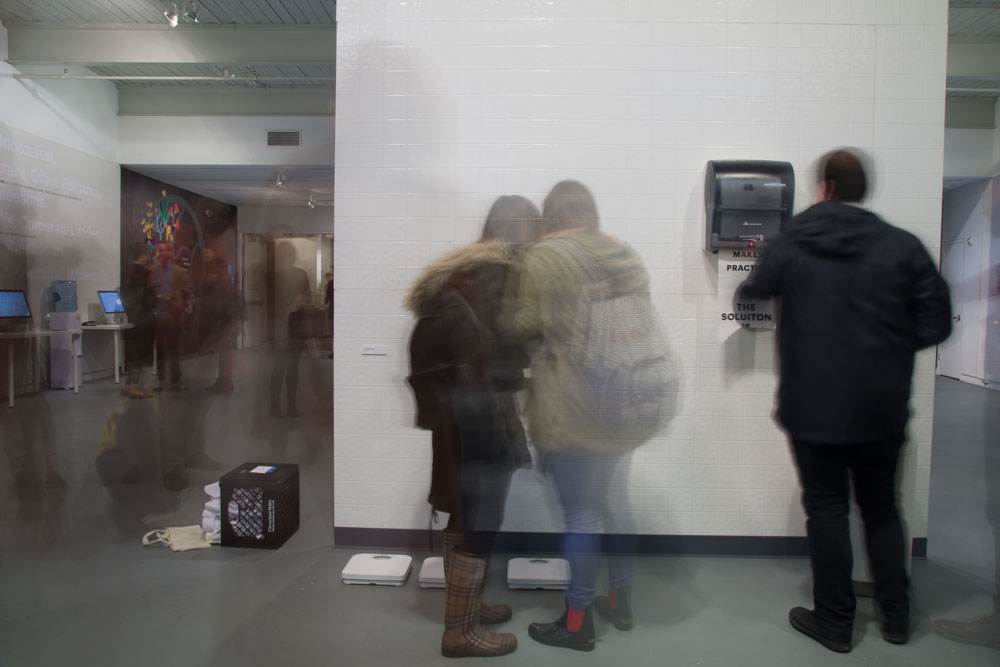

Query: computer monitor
<box><xmin>0</xmin><ymin>290</ymin><xmax>31</xmax><ymax>318</ymax></box>
<box><xmin>98</xmin><ymin>290</ymin><xmax>126</xmax><ymax>314</ymax></box>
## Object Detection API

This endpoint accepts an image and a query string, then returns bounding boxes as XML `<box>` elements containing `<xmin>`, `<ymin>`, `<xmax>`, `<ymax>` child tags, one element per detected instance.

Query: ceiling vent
<box><xmin>267</xmin><ymin>130</ymin><xmax>301</xmax><ymax>147</ymax></box>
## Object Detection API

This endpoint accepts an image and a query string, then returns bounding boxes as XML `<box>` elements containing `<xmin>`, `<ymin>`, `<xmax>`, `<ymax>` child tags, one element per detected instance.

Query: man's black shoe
<box><xmin>789</xmin><ymin>607</ymin><xmax>852</xmax><ymax>653</ymax></box>
<box><xmin>881</xmin><ymin>618</ymin><xmax>910</xmax><ymax>645</ymax></box>
<box><xmin>528</xmin><ymin>604</ymin><xmax>596</xmax><ymax>652</ymax></box>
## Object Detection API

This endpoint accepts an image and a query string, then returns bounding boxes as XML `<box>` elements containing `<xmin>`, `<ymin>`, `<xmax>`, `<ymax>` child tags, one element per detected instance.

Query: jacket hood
<box><xmin>785</xmin><ymin>201</ymin><xmax>890</xmax><ymax>258</ymax></box>
<box><xmin>545</xmin><ymin>228</ymin><xmax>649</xmax><ymax>292</ymax></box>
<box><xmin>404</xmin><ymin>240</ymin><xmax>516</xmax><ymax>314</ymax></box>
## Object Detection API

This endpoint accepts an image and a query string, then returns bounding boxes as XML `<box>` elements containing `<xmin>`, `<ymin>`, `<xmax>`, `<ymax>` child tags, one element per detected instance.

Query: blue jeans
<box><xmin>549</xmin><ymin>448</ymin><xmax>636</xmax><ymax>610</ymax></box>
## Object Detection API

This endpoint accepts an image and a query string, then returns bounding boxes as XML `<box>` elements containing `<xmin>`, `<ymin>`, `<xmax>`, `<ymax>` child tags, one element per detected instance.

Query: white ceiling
<box><xmin>948</xmin><ymin>2</ymin><xmax>1000</xmax><ymax>100</ymax></box>
<box><xmin>0</xmin><ymin>0</ymin><xmax>336</xmax><ymax>208</ymax></box>
<box><xmin>3</xmin><ymin>2</ymin><xmax>998</xmax><ymax>204</ymax></box>
<box><xmin>950</xmin><ymin>2</ymin><xmax>1000</xmax><ymax>38</ymax></box>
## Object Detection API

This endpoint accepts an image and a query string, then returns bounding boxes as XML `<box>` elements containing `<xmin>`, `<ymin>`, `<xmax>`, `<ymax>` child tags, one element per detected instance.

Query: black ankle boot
<box><xmin>528</xmin><ymin>602</ymin><xmax>596</xmax><ymax>652</ymax></box>
<box><xmin>788</xmin><ymin>607</ymin><xmax>852</xmax><ymax>653</ymax></box>
<box><xmin>595</xmin><ymin>586</ymin><xmax>633</xmax><ymax>631</ymax></box>
<box><xmin>881</xmin><ymin>617</ymin><xmax>910</xmax><ymax>645</ymax></box>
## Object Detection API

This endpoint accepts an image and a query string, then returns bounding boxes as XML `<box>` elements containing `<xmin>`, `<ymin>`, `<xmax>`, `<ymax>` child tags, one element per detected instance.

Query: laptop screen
<box><xmin>0</xmin><ymin>290</ymin><xmax>31</xmax><ymax>318</ymax></box>
<box><xmin>98</xmin><ymin>291</ymin><xmax>126</xmax><ymax>314</ymax></box>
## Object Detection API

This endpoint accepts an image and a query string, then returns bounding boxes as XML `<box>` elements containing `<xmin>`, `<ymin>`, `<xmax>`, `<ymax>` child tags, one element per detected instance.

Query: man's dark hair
<box><xmin>127</xmin><ymin>241</ymin><xmax>148</xmax><ymax>262</ymax></box>
<box><xmin>819</xmin><ymin>149</ymin><xmax>867</xmax><ymax>202</ymax></box>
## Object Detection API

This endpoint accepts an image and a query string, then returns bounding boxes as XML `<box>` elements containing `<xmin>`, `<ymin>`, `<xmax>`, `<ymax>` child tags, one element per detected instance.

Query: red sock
<box><xmin>606</xmin><ymin>591</ymin><xmax>618</xmax><ymax>610</ymax></box>
<box><xmin>566</xmin><ymin>607</ymin><xmax>585</xmax><ymax>633</ymax></box>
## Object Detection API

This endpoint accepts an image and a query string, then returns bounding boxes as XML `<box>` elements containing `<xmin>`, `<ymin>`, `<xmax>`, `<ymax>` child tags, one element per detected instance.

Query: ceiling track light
<box><xmin>275</xmin><ymin>171</ymin><xmax>287</xmax><ymax>189</ymax></box>
<box><xmin>183</xmin><ymin>0</ymin><xmax>199</xmax><ymax>23</ymax></box>
<box><xmin>164</xmin><ymin>1</ymin><xmax>179</xmax><ymax>27</ymax></box>
<box><xmin>306</xmin><ymin>194</ymin><xmax>316</xmax><ymax>209</ymax></box>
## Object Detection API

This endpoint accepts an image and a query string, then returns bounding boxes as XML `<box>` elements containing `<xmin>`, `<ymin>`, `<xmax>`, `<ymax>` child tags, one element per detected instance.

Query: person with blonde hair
<box><xmin>509</xmin><ymin>180</ymin><xmax>669</xmax><ymax>652</ymax></box>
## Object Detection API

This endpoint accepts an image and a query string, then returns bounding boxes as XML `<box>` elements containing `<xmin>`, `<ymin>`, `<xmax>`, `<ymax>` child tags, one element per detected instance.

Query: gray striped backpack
<box><xmin>550</xmin><ymin>237</ymin><xmax>678</xmax><ymax>444</ymax></box>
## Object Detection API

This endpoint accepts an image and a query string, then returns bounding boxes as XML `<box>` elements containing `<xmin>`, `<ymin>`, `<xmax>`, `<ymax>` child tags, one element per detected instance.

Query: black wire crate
<box><xmin>220</xmin><ymin>463</ymin><xmax>300</xmax><ymax>549</ymax></box>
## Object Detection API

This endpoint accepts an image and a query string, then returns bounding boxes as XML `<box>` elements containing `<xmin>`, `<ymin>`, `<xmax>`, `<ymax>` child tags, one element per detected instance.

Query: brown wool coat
<box><xmin>405</xmin><ymin>242</ymin><xmax>530</xmax><ymax>514</ymax></box>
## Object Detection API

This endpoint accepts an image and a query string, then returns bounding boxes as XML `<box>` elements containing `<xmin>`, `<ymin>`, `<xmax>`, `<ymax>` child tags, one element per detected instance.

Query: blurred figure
<box><xmin>324</xmin><ymin>269</ymin><xmax>334</xmax><ymax>358</ymax></box>
<box><xmin>323</xmin><ymin>269</ymin><xmax>334</xmax><ymax>330</ymax></box>
<box><xmin>94</xmin><ymin>398</ymin><xmax>178</xmax><ymax>530</ymax></box>
<box><xmin>150</xmin><ymin>240</ymin><xmax>192</xmax><ymax>391</ymax></box>
<box><xmin>121</xmin><ymin>242</ymin><xmax>156</xmax><ymax>399</ymax></box>
<box><xmin>0</xmin><ymin>204</ymin><xmax>66</xmax><ymax>547</ymax></box>
<box><xmin>158</xmin><ymin>381</ymin><xmax>221</xmax><ymax>491</ymax></box>
<box><xmin>738</xmin><ymin>149</ymin><xmax>952</xmax><ymax>652</ymax></box>
<box><xmin>1</xmin><ymin>403</ymin><xmax>67</xmax><ymax>546</ymax></box>
<box><xmin>933</xmin><ymin>378</ymin><xmax>1000</xmax><ymax>649</ymax></box>
<box><xmin>200</xmin><ymin>242</ymin><xmax>238</xmax><ymax>394</ymax></box>
<box><xmin>406</xmin><ymin>195</ymin><xmax>538</xmax><ymax>658</ymax></box>
<box><xmin>508</xmin><ymin>181</ymin><xmax>674</xmax><ymax>652</ymax></box>
<box><xmin>270</xmin><ymin>241</ymin><xmax>311</xmax><ymax>418</ymax></box>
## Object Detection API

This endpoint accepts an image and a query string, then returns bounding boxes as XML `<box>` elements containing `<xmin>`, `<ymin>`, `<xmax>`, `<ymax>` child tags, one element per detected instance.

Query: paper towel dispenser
<box><xmin>704</xmin><ymin>160</ymin><xmax>795</xmax><ymax>252</ymax></box>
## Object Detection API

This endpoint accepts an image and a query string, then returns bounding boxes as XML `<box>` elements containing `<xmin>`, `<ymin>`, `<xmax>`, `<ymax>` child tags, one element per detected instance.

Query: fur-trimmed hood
<box><xmin>404</xmin><ymin>240</ymin><xmax>517</xmax><ymax>315</ymax></box>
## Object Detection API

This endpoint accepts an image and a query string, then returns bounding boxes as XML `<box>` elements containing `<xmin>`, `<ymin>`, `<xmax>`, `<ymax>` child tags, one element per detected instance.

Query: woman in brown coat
<box><xmin>405</xmin><ymin>195</ymin><xmax>538</xmax><ymax>658</ymax></box>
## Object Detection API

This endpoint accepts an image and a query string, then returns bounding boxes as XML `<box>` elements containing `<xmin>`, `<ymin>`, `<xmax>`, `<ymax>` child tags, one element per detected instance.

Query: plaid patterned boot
<box><xmin>443</xmin><ymin>529</ymin><xmax>512</xmax><ymax>625</ymax></box>
<box><xmin>441</xmin><ymin>550</ymin><xmax>517</xmax><ymax>658</ymax></box>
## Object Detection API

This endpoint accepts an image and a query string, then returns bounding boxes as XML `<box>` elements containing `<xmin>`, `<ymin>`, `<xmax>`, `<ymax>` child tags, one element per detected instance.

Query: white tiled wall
<box><xmin>334</xmin><ymin>0</ymin><xmax>948</xmax><ymax>538</ymax></box>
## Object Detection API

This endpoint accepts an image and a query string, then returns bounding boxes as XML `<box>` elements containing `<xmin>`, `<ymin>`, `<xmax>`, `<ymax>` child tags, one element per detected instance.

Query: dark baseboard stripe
<box><xmin>334</xmin><ymin>528</ymin><xmax>929</xmax><ymax>559</ymax></box>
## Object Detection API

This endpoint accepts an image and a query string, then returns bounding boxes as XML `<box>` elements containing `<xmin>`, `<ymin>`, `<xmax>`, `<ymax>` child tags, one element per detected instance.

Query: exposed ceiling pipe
<box><xmin>946</xmin><ymin>87</ymin><xmax>1000</xmax><ymax>94</ymax></box>
<box><xmin>12</xmin><ymin>73</ymin><xmax>334</xmax><ymax>82</ymax></box>
<box><xmin>10</xmin><ymin>76</ymin><xmax>985</xmax><ymax>89</ymax></box>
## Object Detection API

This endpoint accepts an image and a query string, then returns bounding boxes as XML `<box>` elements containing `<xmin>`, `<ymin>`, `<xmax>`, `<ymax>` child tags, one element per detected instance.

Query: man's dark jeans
<box><xmin>791</xmin><ymin>436</ymin><xmax>910</xmax><ymax>635</ymax></box>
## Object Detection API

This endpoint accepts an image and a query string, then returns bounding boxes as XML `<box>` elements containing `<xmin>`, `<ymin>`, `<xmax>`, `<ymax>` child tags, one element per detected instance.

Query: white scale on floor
<box><xmin>506</xmin><ymin>557</ymin><xmax>571</xmax><ymax>590</ymax></box>
<box><xmin>418</xmin><ymin>556</ymin><xmax>446</xmax><ymax>588</ymax></box>
<box><xmin>342</xmin><ymin>554</ymin><xmax>570</xmax><ymax>590</ymax></box>
<box><xmin>341</xmin><ymin>553</ymin><xmax>413</xmax><ymax>586</ymax></box>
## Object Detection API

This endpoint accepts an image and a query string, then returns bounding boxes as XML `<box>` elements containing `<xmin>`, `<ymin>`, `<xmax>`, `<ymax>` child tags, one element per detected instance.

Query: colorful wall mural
<box><xmin>121</xmin><ymin>168</ymin><xmax>238</xmax><ymax>353</ymax></box>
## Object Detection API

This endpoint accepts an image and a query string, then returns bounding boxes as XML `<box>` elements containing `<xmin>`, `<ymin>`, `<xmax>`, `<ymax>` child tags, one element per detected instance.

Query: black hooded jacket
<box><xmin>739</xmin><ymin>200</ymin><xmax>952</xmax><ymax>444</ymax></box>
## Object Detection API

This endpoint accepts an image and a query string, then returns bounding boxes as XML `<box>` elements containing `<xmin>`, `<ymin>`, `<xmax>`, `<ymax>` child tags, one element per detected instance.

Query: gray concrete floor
<box><xmin>0</xmin><ymin>354</ymin><xmax>996</xmax><ymax>666</ymax></box>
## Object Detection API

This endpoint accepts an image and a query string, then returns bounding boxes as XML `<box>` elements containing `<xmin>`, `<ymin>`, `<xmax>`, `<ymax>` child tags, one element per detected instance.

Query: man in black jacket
<box><xmin>738</xmin><ymin>149</ymin><xmax>952</xmax><ymax>653</ymax></box>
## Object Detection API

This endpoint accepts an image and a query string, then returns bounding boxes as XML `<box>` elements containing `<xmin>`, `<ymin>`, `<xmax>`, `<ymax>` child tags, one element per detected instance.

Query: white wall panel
<box><xmin>334</xmin><ymin>0</ymin><xmax>949</xmax><ymax>539</ymax></box>
<box><xmin>0</xmin><ymin>46</ymin><xmax>121</xmax><ymax>376</ymax></box>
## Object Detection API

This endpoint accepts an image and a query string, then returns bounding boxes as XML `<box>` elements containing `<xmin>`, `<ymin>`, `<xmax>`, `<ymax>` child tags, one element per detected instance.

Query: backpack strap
<box><xmin>547</xmin><ymin>237</ymin><xmax>608</xmax><ymax>285</ymax></box>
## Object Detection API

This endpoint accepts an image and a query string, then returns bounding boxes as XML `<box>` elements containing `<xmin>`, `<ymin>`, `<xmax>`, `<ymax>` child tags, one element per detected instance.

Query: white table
<box><xmin>82</xmin><ymin>323</ymin><xmax>134</xmax><ymax>384</ymax></box>
<box><xmin>0</xmin><ymin>329</ymin><xmax>82</xmax><ymax>408</ymax></box>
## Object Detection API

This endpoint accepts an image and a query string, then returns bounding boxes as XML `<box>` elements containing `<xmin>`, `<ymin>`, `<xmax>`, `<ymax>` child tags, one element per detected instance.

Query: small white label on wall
<box><xmin>361</xmin><ymin>344</ymin><xmax>387</xmax><ymax>356</ymax></box>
